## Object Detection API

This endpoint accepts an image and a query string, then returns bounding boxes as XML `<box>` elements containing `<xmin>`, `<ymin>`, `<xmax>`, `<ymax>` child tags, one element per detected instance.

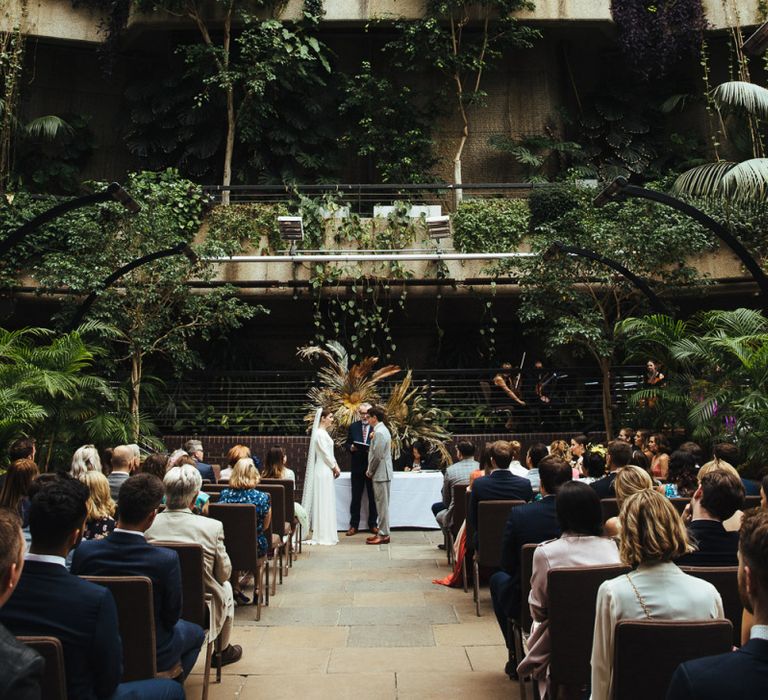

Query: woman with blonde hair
<box><xmin>548</xmin><ymin>439</ymin><xmax>570</xmax><ymax>462</ymax></box>
<box><xmin>70</xmin><ymin>444</ymin><xmax>102</xmax><ymax>478</ymax></box>
<box><xmin>220</xmin><ymin>444</ymin><xmax>252</xmax><ymax>482</ymax></box>
<box><xmin>507</xmin><ymin>440</ymin><xmax>528</xmax><ymax>478</ymax></box>
<box><xmin>590</xmin><ymin>490</ymin><xmax>724</xmax><ymax>700</ymax></box>
<box><xmin>603</xmin><ymin>465</ymin><xmax>654</xmax><ymax>538</ymax></box>
<box><xmin>80</xmin><ymin>471</ymin><xmax>116</xmax><ymax>540</ymax></box>
<box><xmin>219</xmin><ymin>459</ymin><xmax>272</xmax><ymax>557</ymax></box>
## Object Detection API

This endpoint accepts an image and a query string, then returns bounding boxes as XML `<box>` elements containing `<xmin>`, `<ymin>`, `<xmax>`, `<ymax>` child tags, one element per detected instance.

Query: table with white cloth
<box><xmin>334</xmin><ymin>471</ymin><xmax>443</xmax><ymax>530</ymax></box>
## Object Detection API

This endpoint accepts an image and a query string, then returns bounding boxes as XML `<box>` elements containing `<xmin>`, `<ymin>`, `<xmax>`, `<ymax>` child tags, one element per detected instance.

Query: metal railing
<box><xmin>202</xmin><ymin>182</ymin><xmax>554</xmax><ymax>213</ymax></box>
<box><xmin>152</xmin><ymin>365</ymin><xmax>646</xmax><ymax>436</ymax></box>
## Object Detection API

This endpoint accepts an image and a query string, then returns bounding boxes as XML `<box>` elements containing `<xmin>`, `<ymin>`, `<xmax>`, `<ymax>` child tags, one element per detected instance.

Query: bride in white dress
<box><xmin>301</xmin><ymin>407</ymin><xmax>340</xmax><ymax>545</ymax></box>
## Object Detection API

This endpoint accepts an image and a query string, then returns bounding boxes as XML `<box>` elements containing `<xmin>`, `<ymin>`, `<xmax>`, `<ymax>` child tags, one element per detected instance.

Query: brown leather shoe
<box><xmin>366</xmin><ymin>536</ymin><xmax>390</xmax><ymax>545</ymax></box>
<box><xmin>369</xmin><ymin>527</ymin><xmax>379</xmax><ymax>535</ymax></box>
<box><xmin>365</xmin><ymin>534</ymin><xmax>378</xmax><ymax>542</ymax></box>
<box><xmin>346</xmin><ymin>527</ymin><xmax>358</xmax><ymax>536</ymax></box>
<box><xmin>215</xmin><ymin>644</ymin><xmax>243</xmax><ymax>667</ymax></box>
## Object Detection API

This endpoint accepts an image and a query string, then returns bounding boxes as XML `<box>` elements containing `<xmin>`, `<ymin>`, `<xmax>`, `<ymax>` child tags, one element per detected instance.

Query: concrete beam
<box><xmin>1</xmin><ymin>0</ymin><xmax>106</xmax><ymax>44</ymax></box>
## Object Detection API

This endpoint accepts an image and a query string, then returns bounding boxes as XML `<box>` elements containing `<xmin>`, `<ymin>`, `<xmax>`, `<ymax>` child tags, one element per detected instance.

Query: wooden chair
<box><xmin>152</xmin><ymin>542</ymin><xmax>221</xmax><ymax>699</ymax></box>
<box><xmin>508</xmin><ymin>543</ymin><xmax>538</xmax><ymax>699</ymax></box>
<box><xmin>81</xmin><ymin>575</ymin><xmax>182</xmax><ymax>681</ymax></box>
<box><xmin>207</xmin><ymin>503</ymin><xmax>268</xmax><ymax>620</ymax></box>
<box><xmin>744</xmin><ymin>495</ymin><xmax>761</xmax><ymax>510</ymax></box>
<box><xmin>548</xmin><ymin>564</ymin><xmax>630</xmax><ymax>698</ymax></box>
<box><xmin>680</xmin><ymin>566</ymin><xmax>742</xmax><ymax>645</ymax></box>
<box><xmin>207</xmin><ymin>492</ymin><xmax>221</xmax><ymax>504</ymax></box>
<box><xmin>257</xmin><ymin>483</ymin><xmax>289</xmax><ymax>592</ymax></box>
<box><xmin>612</xmin><ymin>619</ymin><xmax>732</xmax><ymax>699</ymax></box>
<box><xmin>17</xmin><ymin>636</ymin><xmax>66</xmax><ymax>700</ymax></box>
<box><xmin>462</xmin><ymin>490</ymin><xmax>474</xmax><ymax>593</ymax></box>
<box><xmin>261</xmin><ymin>478</ymin><xmax>298</xmax><ymax>566</ymax></box>
<box><xmin>670</xmin><ymin>498</ymin><xmax>690</xmax><ymax>515</ymax></box>
<box><xmin>473</xmin><ymin>499</ymin><xmax>525</xmax><ymax>616</ymax></box>
<box><xmin>600</xmin><ymin>498</ymin><xmax>619</xmax><ymax>522</ymax></box>
<box><xmin>203</xmin><ymin>484</ymin><xmax>228</xmax><ymax>494</ymax></box>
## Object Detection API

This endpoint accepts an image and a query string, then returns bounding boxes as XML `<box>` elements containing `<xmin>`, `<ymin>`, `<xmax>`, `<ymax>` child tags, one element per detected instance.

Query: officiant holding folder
<box><xmin>345</xmin><ymin>403</ymin><xmax>378</xmax><ymax>536</ymax></box>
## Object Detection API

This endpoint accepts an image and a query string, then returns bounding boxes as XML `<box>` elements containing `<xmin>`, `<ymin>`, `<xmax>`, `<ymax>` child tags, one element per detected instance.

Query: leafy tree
<box><xmin>616</xmin><ymin>308</ymin><xmax>768</xmax><ymax>474</ymax></box>
<box><xmin>133</xmin><ymin>0</ymin><xmax>331</xmax><ymax>201</ymax></box>
<box><xmin>383</xmin><ymin>1</ymin><xmax>539</xmax><ymax>190</ymax></box>
<box><xmin>515</xmin><ymin>182</ymin><xmax>714</xmax><ymax>437</ymax></box>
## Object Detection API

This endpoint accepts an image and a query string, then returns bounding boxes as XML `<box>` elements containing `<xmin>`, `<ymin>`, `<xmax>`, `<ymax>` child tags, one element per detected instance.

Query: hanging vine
<box><xmin>0</xmin><ymin>1</ymin><xmax>27</xmax><ymax>194</ymax></box>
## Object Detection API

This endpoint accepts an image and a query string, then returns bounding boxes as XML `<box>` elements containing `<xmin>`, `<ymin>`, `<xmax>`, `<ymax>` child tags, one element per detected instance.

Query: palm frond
<box><xmin>721</xmin><ymin>159</ymin><xmax>768</xmax><ymax>202</ymax></box>
<box><xmin>23</xmin><ymin>115</ymin><xmax>74</xmax><ymax>141</ymax></box>
<box><xmin>712</xmin><ymin>81</ymin><xmax>768</xmax><ymax>119</ymax></box>
<box><xmin>672</xmin><ymin>161</ymin><xmax>737</xmax><ymax>199</ymax></box>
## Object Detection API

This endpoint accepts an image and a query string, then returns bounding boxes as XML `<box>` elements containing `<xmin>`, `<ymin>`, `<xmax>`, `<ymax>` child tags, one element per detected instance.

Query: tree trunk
<box><xmin>600</xmin><ymin>357</ymin><xmax>614</xmax><ymax>440</ymax></box>
<box><xmin>130</xmin><ymin>352</ymin><xmax>142</xmax><ymax>443</ymax></box>
<box><xmin>222</xmin><ymin>86</ymin><xmax>235</xmax><ymax>206</ymax></box>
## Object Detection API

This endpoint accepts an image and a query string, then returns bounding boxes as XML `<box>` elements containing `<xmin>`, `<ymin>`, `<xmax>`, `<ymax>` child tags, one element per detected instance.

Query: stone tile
<box><xmin>389</xmin><ymin>546</ymin><xmax>445</xmax><ymax>561</ymax></box>
<box><xmin>260</xmin><ymin>625</ymin><xmax>349</xmax><ymax>648</ymax></box>
<box><xmin>347</xmin><ymin>624</ymin><xmax>435</xmax><ymax>648</ymax></box>
<box><xmin>338</xmin><ymin>604</ymin><xmax>458</xmax><ymax>626</ymax></box>
<box><xmin>433</xmin><ymin>620</ymin><xmax>504</xmax><ymax>646</ymax></box>
<box><xmin>262</xmin><ymin>578</ymin><xmax>346</xmax><ymax>594</ymax></box>
<box><xmin>220</xmin><ymin>646</ymin><xmax>331</xmax><ymax>675</ymax></box>
<box><xmin>465</xmin><ymin>644</ymin><xmax>509</xmax><ymax>672</ymax></box>
<box><xmin>236</xmin><ymin>672</ymin><xmax>396</xmax><ymax>699</ymax></box>
<box><xmin>185</xmin><ymin>672</ymin><xmax>248</xmax><ymax>699</ymax></box>
<box><xmin>352</xmin><ymin>591</ymin><xmax>426</xmax><ymax>607</ymax></box>
<box><xmin>345</xmin><ymin>579</ymin><xmax>436</xmax><ymax>593</ymax></box>
<box><xmin>395</xmin><ymin>671</ymin><xmax>517</xmax><ymax>699</ymax></box>
<box><xmin>277</xmin><ymin>591</ymin><xmax>354</xmax><ymax>608</ymax></box>
<box><xmin>328</xmin><ymin>646</ymin><xmax>471</xmax><ymax>673</ymax></box>
<box><xmin>238</xmin><ymin>606</ymin><xmax>340</xmax><ymax>626</ymax></box>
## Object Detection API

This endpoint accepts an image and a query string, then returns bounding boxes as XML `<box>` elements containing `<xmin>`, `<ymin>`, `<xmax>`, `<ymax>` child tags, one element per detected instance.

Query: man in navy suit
<box><xmin>72</xmin><ymin>473</ymin><xmax>205</xmax><ymax>679</ymax></box>
<box><xmin>667</xmin><ymin>508</ymin><xmax>768</xmax><ymax>699</ymax></box>
<box><xmin>591</xmin><ymin>440</ymin><xmax>632</xmax><ymax>500</ymax></box>
<box><xmin>676</xmin><ymin>469</ymin><xmax>743</xmax><ymax>567</ymax></box>
<box><xmin>489</xmin><ymin>456</ymin><xmax>572</xmax><ymax>669</ymax></box>
<box><xmin>345</xmin><ymin>403</ymin><xmax>378</xmax><ymax>535</ymax></box>
<box><xmin>184</xmin><ymin>439</ymin><xmax>216</xmax><ymax>483</ymax></box>
<box><xmin>468</xmin><ymin>440</ymin><xmax>533</xmax><ymax>546</ymax></box>
<box><xmin>0</xmin><ymin>476</ymin><xmax>183</xmax><ymax>700</ymax></box>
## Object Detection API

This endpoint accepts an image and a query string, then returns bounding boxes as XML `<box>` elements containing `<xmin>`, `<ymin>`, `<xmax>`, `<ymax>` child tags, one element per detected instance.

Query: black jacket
<box><xmin>0</xmin><ymin>622</ymin><xmax>43</xmax><ymax>700</ymax></box>
<box><xmin>676</xmin><ymin>519</ymin><xmax>740</xmax><ymax>567</ymax></box>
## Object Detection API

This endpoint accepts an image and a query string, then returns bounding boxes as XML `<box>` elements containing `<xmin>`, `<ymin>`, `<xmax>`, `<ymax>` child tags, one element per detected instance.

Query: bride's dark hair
<box><xmin>320</xmin><ymin>407</ymin><xmax>334</xmax><ymax>419</ymax></box>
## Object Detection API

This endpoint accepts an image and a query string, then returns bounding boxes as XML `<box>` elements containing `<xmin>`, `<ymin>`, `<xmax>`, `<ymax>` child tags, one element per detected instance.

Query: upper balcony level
<box><xmin>3</xmin><ymin>0</ymin><xmax>764</xmax><ymax>44</ymax></box>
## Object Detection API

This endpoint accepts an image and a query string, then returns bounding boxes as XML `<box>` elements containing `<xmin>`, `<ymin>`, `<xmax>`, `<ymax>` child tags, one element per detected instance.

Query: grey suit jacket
<box><xmin>367</xmin><ymin>423</ymin><xmax>393</xmax><ymax>482</ymax></box>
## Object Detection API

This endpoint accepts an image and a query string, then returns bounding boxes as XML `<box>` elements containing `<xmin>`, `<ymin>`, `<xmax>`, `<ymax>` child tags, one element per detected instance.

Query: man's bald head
<box><xmin>111</xmin><ymin>445</ymin><xmax>135</xmax><ymax>473</ymax></box>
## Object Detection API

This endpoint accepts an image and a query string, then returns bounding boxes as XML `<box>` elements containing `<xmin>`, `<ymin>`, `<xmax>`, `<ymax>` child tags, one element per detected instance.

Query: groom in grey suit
<box><xmin>365</xmin><ymin>405</ymin><xmax>393</xmax><ymax>545</ymax></box>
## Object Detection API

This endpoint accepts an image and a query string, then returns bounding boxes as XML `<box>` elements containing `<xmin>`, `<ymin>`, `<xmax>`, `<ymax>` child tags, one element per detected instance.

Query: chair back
<box><xmin>261</xmin><ymin>478</ymin><xmax>295</xmax><ymax>524</ymax></box>
<box><xmin>680</xmin><ymin>566</ymin><xmax>741</xmax><ymax>645</ymax></box>
<box><xmin>519</xmin><ymin>543</ymin><xmax>538</xmax><ymax>631</ymax></box>
<box><xmin>257</xmin><ymin>484</ymin><xmax>286</xmax><ymax>539</ymax></box>
<box><xmin>17</xmin><ymin>636</ymin><xmax>66</xmax><ymax>700</ymax></box>
<box><xmin>612</xmin><ymin>619</ymin><xmax>732</xmax><ymax>700</ymax></box>
<box><xmin>203</xmin><ymin>484</ymin><xmax>228</xmax><ymax>494</ymax></box>
<box><xmin>744</xmin><ymin>495</ymin><xmax>761</xmax><ymax>510</ymax></box>
<box><xmin>464</xmin><ymin>491</ymin><xmax>475</xmax><ymax>556</ymax></box>
<box><xmin>208</xmin><ymin>503</ymin><xmax>260</xmax><ymax>570</ymax></box>
<box><xmin>152</xmin><ymin>542</ymin><xmax>207</xmax><ymax>628</ymax></box>
<box><xmin>600</xmin><ymin>498</ymin><xmax>619</xmax><ymax>522</ymax></box>
<box><xmin>548</xmin><ymin>564</ymin><xmax>630</xmax><ymax>687</ymax></box>
<box><xmin>81</xmin><ymin>575</ymin><xmax>157</xmax><ymax>681</ymax></box>
<box><xmin>207</xmin><ymin>492</ymin><xmax>221</xmax><ymax>503</ymax></box>
<box><xmin>670</xmin><ymin>498</ymin><xmax>689</xmax><ymax>515</ymax></box>
<box><xmin>451</xmin><ymin>483</ymin><xmax>468</xmax><ymax>538</ymax></box>
<box><xmin>476</xmin><ymin>500</ymin><xmax>525</xmax><ymax>568</ymax></box>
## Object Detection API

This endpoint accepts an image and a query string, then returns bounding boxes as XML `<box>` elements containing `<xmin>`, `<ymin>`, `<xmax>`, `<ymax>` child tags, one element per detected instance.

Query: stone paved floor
<box><xmin>187</xmin><ymin>530</ymin><xmax>520</xmax><ymax>699</ymax></box>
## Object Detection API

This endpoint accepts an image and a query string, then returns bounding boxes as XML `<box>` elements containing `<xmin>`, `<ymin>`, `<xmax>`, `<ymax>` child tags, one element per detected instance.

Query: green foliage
<box><xmin>489</xmin><ymin>132</ymin><xmax>583</xmax><ymax>182</ymax></box>
<box><xmin>452</xmin><ymin>198</ymin><xmax>529</xmax><ymax>253</ymax></box>
<box><xmin>339</xmin><ymin>61</ymin><xmax>437</xmax><ymax>183</ymax></box>
<box><xmin>528</xmin><ymin>185</ymin><xmax>580</xmax><ymax>230</ymax></box>
<box><xmin>205</xmin><ymin>202</ymin><xmax>288</xmax><ymax>254</ymax></box>
<box><xmin>616</xmin><ymin>309</ymin><xmax>768</xmax><ymax>472</ymax></box>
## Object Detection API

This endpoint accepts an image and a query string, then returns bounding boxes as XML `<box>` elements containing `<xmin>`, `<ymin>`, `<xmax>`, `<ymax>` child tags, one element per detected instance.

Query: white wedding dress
<box><xmin>305</xmin><ymin>427</ymin><xmax>339</xmax><ymax>545</ymax></box>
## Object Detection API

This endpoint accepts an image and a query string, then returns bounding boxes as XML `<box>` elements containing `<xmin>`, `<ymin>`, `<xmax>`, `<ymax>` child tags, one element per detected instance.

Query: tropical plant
<box><xmin>616</xmin><ymin>308</ymin><xmax>768</xmax><ymax>473</ymax></box>
<box><xmin>489</xmin><ymin>131</ymin><xmax>583</xmax><ymax>182</ymax></box>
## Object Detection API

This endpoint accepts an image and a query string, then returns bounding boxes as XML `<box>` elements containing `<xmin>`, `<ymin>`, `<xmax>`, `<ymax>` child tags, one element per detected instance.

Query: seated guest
<box><xmin>70</xmin><ymin>444</ymin><xmax>102</xmax><ymax>478</ymax></box>
<box><xmin>617</xmin><ymin>426</ymin><xmax>634</xmax><ymax>444</ymax></box>
<box><xmin>0</xmin><ymin>459</ymin><xmax>38</xmax><ymax>528</ymax></box>
<box><xmin>219</xmin><ymin>444</ymin><xmax>251</xmax><ymax>483</ymax></box>
<box><xmin>489</xmin><ymin>456</ymin><xmax>572</xmax><ymax>662</ymax></box>
<box><xmin>219</xmin><ymin>458</ymin><xmax>272</xmax><ymax>605</ymax></box>
<box><xmin>71</xmin><ymin>473</ymin><xmax>205</xmax><ymax>680</ymax></box>
<box><xmin>591</xmin><ymin>489</ymin><xmax>724</xmax><ymax>700</ymax></box>
<box><xmin>676</xmin><ymin>470</ymin><xmax>744</xmax><ymax>567</ymax></box>
<box><xmin>140</xmin><ymin>453</ymin><xmax>169</xmax><ymax>481</ymax></box>
<box><xmin>569</xmin><ymin>434</ymin><xmax>588</xmax><ymax>477</ymax></box>
<box><xmin>432</xmin><ymin>441</ymin><xmax>479</xmax><ymax>546</ymax></box>
<box><xmin>146</xmin><ymin>465</ymin><xmax>242</xmax><ymax>666</ymax></box>
<box><xmin>697</xmin><ymin>461</ymin><xmax>744</xmax><ymax>532</ymax></box>
<box><xmin>659</xmin><ymin>449</ymin><xmax>698</xmax><ymax>498</ymax></box>
<box><xmin>79</xmin><ymin>471</ymin><xmax>116</xmax><ymax>541</ymax></box>
<box><xmin>525</xmin><ymin>442</ymin><xmax>549</xmax><ymax>494</ymax></box>
<box><xmin>0</xmin><ymin>507</ymin><xmax>44</xmax><ymax>699</ymax></box>
<box><xmin>579</xmin><ymin>444</ymin><xmax>606</xmax><ymax>485</ymax></box>
<box><xmin>0</xmin><ymin>476</ymin><xmax>183</xmax><ymax>700</ymax></box>
<box><xmin>591</xmin><ymin>440</ymin><xmax>632</xmax><ymax>499</ymax></box>
<box><xmin>667</xmin><ymin>508</ymin><xmax>768</xmax><ymax>699</ymax></box>
<box><xmin>649</xmin><ymin>433</ymin><xmax>671</xmax><ymax>481</ymax></box>
<box><xmin>631</xmin><ymin>449</ymin><xmax>651</xmax><ymax>473</ymax></box>
<box><xmin>468</xmin><ymin>441</ymin><xmax>533</xmax><ymax>543</ymax></box>
<box><xmin>404</xmin><ymin>440</ymin><xmax>438</xmax><ymax>471</ymax></box>
<box><xmin>184</xmin><ymin>439</ymin><xmax>215</xmax><ymax>483</ymax></box>
<box><xmin>678</xmin><ymin>440</ymin><xmax>705</xmax><ymax>468</ymax></box>
<box><xmin>261</xmin><ymin>446</ymin><xmax>308</xmax><ymax>533</ymax></box>
<box><xmin>1</xmin><ymin>438</ymin><xmax>36</xmax><ymax>491</ymax></box>
<box><xmin>168</xmin><ymin>455</ymin><xmax>210</xmax><ymax>515</ymax></box>
<box><xmin>106</xmin><ymin>444</ymin><xmax>135</xmax><ymax>500</ymax></box>
<box><xmin>548</xmin><ymin>439</ymin><xmax>569</xmax><ymax>462</ymax></box>
<box><xmin>713</xmin><ymin>441</ymin><xmax>761</xmax><ymax>497</ymax></box>
<box><xmin>507</xmin><ymin>441</ymin><xmax>528</xmax><ymax>479</ymax></box>
<box><xmin>604</xmin><ymin>465</ymin><xmax>654</xmax><ymax>538</ymax></box>
<box><xmin>518</xmin><ymin>482</ymin><xmax>621</xmax><ymax>698</ymax></box>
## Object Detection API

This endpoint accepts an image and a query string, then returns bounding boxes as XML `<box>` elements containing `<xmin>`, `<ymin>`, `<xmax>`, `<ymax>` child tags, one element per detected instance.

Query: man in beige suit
<box><xmin>146</xmin><ymin>464</ymin><xmax>242</xmax><ymax>666</ymax></box>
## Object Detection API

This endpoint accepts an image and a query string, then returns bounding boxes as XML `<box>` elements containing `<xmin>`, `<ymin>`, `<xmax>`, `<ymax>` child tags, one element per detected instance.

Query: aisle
<box><xmin>187</xmin><ymin>530</ymin><xmax>519</xmax><ymax>699</ymax></box>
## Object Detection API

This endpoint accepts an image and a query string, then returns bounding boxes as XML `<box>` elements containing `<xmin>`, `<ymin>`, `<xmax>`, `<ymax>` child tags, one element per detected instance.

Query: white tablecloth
<box><xmin>334</xmin><ymin>471</ymin><xmax>443</xmax><ymax>530</ymax></box>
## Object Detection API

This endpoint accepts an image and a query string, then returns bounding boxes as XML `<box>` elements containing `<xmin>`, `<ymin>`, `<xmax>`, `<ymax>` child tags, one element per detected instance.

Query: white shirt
<box><xmin>113</xmin><ymin>528</ymin><xmax>145</xmax><ymax>539</ymax></box>
<box><xmin>752</xmin><ymin>624</ymin><xmax>768</xmax><ymax>641</ymax></box>
<box><xmin>25</xmin><ymin>553</ymin><xmax>66</xmax><ymax>567</ymax></box>
<box><xmin>509</xmin><ymin>460</ymin><xmax>529</xmax><ymax>479</ymax></box>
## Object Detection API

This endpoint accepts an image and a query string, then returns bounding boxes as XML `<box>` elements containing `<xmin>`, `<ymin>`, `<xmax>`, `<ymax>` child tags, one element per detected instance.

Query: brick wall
<box><xmin>164</xmin><ymin>430</ymin><xmax>605</xmax><ymax>498</ymax></box>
